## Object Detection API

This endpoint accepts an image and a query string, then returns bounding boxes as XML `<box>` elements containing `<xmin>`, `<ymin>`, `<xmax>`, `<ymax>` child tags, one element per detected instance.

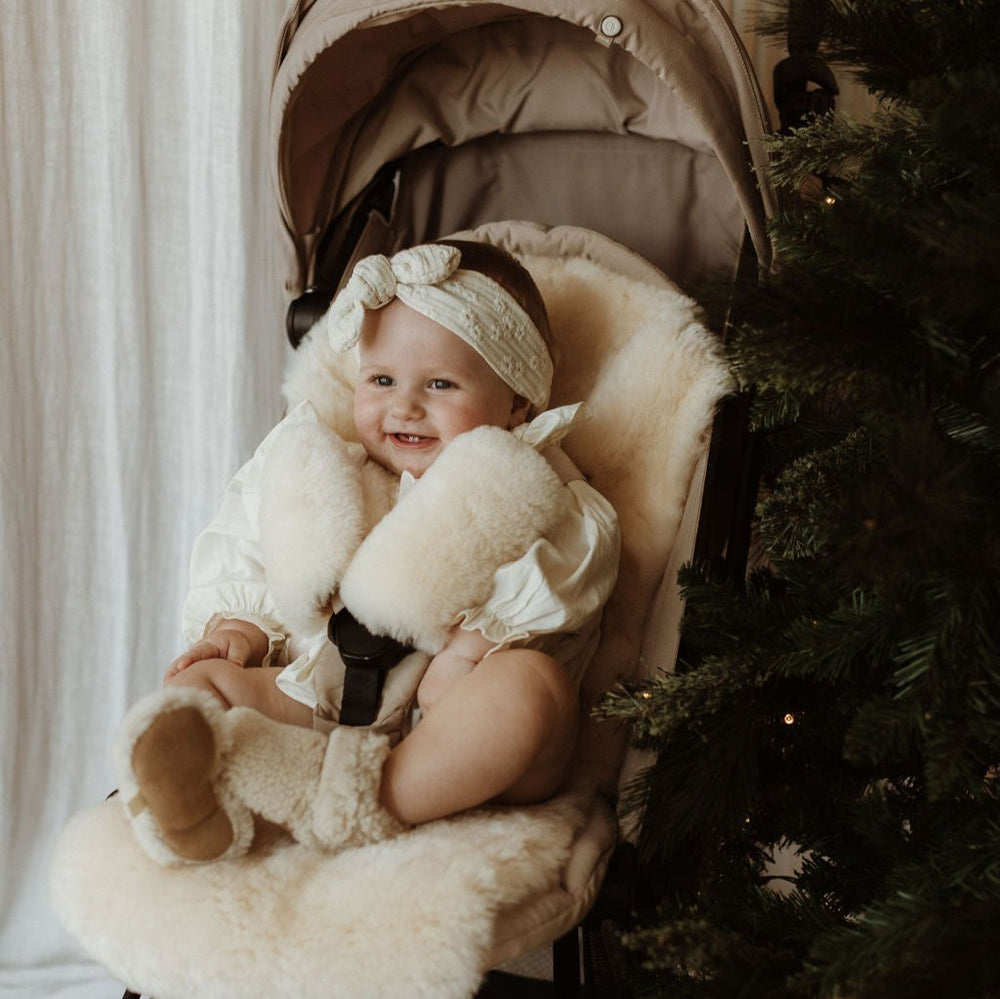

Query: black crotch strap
<box><xmin>328</xmin><ymin>607</ymin><xmax>414</xmax><ymax>727</ymax></box>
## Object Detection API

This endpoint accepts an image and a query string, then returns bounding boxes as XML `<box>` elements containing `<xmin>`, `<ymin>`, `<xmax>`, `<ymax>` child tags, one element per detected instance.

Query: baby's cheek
<box><xmin>352</xmin><ymin>397</ymin><xmax>380</xmax><ymax>440</ymax></box>
<box><xmin>443</xmin><ymin>402</ymin><xmax>506</xmax><ymax>437</ymax></box>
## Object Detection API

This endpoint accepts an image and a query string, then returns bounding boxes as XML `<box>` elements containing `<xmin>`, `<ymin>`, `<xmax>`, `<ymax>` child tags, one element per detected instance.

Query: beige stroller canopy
<box><xmin>271</xmin><ymin>0</ymin><xmax>777</xmax><ymax>296</ymax></box>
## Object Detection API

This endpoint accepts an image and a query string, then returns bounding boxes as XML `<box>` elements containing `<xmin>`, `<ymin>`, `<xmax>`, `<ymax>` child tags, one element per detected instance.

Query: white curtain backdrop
<box><xmin>1</xmin><ymin>2</ymin><xmax>289</xmax><ymax>996</ymax></box>
<box><xmin>0</xmin><ymin>4</ymin><xmax>870</xmax><ymax>997</ymax></box>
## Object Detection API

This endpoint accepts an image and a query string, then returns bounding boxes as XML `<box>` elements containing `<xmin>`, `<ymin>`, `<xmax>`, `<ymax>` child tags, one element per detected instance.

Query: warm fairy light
<box><xmin>784</xmin><ymin>713</ymin><xmax>796</xmax><ymax>725</ymax></box>
<box><xmin>641</xmin><ymin>691</ymin><xmax>652</xmax><ymax>700</ymax></box>
<box><xmin>823</xmin><ymin>194</ymin><xmax>837</xmax><ymax>206</ymax></box>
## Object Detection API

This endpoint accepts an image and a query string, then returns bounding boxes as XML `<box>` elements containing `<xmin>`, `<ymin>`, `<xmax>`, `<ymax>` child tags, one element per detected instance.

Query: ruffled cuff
<box><xmin>454</xmin><ymin>611</ymin><xmax>529</xmax><ymax>656</ymax></box>
<box><xmin>182</xmin><ymin>578</ymin><xmax>291</xmax><ymax>669</ymax></box>
<box><xmin>201</xmin><ymin>611</ymin><xmax>289</xmax><ymax>669</ymax></box>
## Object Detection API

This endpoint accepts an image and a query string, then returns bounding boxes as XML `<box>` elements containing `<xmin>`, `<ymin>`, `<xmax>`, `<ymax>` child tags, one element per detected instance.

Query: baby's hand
<box><xmin>163</xmin><ymin>628</ymin><xmax>255</xmax><ymax>682</ymax></box>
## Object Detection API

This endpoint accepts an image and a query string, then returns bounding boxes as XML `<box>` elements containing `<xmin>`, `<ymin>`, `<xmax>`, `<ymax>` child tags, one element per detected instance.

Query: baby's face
<box><xmin>354</xmin><ymin>299</ymin><xmax>528</xmax><ymax>478</ymax></box>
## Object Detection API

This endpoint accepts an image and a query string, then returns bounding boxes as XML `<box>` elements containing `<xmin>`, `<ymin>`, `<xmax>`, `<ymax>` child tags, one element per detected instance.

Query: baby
<box><xmin>116</xmin><ymin>240</ymin><xmax>620</xmax><ymax>865</ymax></box>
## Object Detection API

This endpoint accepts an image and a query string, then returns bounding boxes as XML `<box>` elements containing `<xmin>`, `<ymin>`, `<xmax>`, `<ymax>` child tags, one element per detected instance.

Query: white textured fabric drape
<box><xmin>1</xmin><ymin>2</ymin><xmax>289</xmax><ymax>996</ymax></box>
<box><xmin>0</xmin><ymin>3</ymin><xmax>871</xmax><ymax>997</ymax></box>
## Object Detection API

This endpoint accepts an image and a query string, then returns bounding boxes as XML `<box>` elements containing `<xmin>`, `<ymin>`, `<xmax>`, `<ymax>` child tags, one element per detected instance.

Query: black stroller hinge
<box><xmin>285</xmin><ymin>288</ymin><xmax>334</xmax><ymax>348</ymax></box>
<box><xmin>773</xmin><ymin>0</ymin><xmax>838</xmax><ymax>134</ymax></box>
<box><xmin>773</xmin><ymin>53</ymin><xmax>839</xmax><ymax>133</ymax></box>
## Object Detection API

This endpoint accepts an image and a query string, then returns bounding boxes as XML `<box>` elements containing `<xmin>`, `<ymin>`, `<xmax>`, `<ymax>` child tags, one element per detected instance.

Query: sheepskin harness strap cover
<box><xmin>258</xmin><ymin>412</ymin><xmax>574</xmax><ymax>734</ymax></box>
<box><xmin>328</xmin><ymin>607</ymin><xmax>413</xmax><ymax>726</ymax></box>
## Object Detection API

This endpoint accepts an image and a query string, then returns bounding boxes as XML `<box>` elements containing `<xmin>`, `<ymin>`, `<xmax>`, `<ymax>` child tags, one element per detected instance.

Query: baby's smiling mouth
<box><xmin>390</xmin><ymin>433</ymin><xmax>435</xmax><ymax>447</ymax></box>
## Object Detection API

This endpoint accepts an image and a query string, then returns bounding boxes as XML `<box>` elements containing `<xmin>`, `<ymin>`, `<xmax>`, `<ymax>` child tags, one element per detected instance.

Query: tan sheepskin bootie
<box><xmin>114</xmin><ymin>687</ymin><xmax>255</xmax><ymax>866</ymax></box>
<box><xmin>222</xmin><ymin>707</ymin><xmax>407</xmax><ymax>851</ymax></box>
<box><xmin>115</xmin><ymin>687</ymin><xmax>406</xmax><ymax>866</ymax></box>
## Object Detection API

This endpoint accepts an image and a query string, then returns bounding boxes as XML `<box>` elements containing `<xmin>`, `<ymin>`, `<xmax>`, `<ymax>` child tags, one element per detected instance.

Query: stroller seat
<box><xmin>50</xmin><ymin>220</ymin><xmax>731</xmax><ymax>998</ymax></box>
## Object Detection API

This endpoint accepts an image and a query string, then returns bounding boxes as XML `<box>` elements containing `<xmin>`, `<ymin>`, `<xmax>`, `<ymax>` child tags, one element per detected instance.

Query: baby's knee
<box><xmin>490</xmin><ymin>649</ymin><xmax>576</xmax><ymax>729</ymax></box>
<box><xmin>165</xmin><ymin>658</ymin><xmax>245</xmax><ymax>709</ymax></box>
<box><xmin>488</xmin><ymin>650</ymin><xmax>579</xmax><ymax>804</ymax></box>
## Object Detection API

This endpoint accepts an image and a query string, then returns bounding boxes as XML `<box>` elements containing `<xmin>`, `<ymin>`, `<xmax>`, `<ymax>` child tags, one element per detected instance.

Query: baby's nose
<box><xmin>391</xmin><ymin>389</ymin><xmax>423</xmax><ymax>418</ymax></box>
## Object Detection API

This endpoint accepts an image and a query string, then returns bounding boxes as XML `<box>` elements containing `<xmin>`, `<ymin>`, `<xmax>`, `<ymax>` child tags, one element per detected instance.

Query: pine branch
<box><xmin>604</xmin><ymin>2</ymin><xmax>1000</xmax><ymax>994</ymax></box>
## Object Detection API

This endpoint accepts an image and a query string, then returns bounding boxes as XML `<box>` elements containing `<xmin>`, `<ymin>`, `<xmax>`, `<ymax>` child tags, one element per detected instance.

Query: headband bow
<box><xmin>325</xmin><ymin>244</ymin><xmax>553</xmax><ymax>409</ymax></box>
<box><xmin>347</xmin><ymin>245</ymin><xmax>460</xmax><ymax>308</ymax></box>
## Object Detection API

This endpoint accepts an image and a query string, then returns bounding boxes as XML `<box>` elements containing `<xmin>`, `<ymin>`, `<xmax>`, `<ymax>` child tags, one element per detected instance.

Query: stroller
<box><xmin>51</xmin><ymin>1</ymin><xmax>777</xmax><ymax>995</ymax></box>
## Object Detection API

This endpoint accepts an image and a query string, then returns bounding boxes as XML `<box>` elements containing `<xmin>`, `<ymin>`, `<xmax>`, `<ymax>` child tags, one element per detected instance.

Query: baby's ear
<box><xmin>508</xmin><ymin>394</ymin><xmax>531</xmax><ymax>428</ymax></box>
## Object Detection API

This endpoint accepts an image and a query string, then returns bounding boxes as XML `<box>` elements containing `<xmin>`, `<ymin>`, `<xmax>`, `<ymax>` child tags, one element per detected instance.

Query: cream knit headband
<box><xmin>324</xmin><ymin>244</ymin><xmax>553</xmax><ymax>409</ymax></box>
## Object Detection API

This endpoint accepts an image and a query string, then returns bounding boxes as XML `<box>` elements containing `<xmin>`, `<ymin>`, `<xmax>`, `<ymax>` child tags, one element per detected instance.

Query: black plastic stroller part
<box><xmin>772</xmin><ymin>0</ymin><xmax>838</xmax><ymax>133</ymax></box>
<box><xmin>773</xmin><ymin>52</ymin><xmax>838</xmax><ymax>133</ymax></box>
<box><xmin>476</xmin><ymin>972</ymin><xmax>566</xmax><ymax>997</ymax></box>
<box><xmin>328</xmin><ymin>606</ymin><xmax>414</xmax><ymax>726</ymax></box>
<box><xmin>286</xmin><ymin>161</ymin><xmax>401</xmax><ymax>348</ymax></box>
<box><xmin>691</xmin><ymin>233</ymin><xmax>766</xmax><ymax>586</ymax></box>
<box><xmin>285</xmin><ymin>287</ymin><xmax>334</xmax><ymax>347</ymax></box>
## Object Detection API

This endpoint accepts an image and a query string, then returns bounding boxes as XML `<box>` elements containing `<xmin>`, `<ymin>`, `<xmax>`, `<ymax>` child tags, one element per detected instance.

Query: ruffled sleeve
<box><xmin>180</xmin><ymin>402</ymin><xmax>319</xmax><ymax>665</ymax></box>
<box><xmin>458</xmin><ymin>405</ymin><xmax>621</xmax><ymax>650</ymax></box>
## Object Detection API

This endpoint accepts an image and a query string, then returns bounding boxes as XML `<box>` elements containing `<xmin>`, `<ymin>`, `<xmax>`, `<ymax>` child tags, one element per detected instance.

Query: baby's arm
<box><xmin>416</xmin><ymin>627</ymin><xmax>496</xmax><ymax>714</ymax></box>
<box><xmin>172</xmin><ymin>411</ymin><xmax>322</xmax><ymax>685</ymax></box>
<box><xmin>164</xmin><ymin>618</ymin><xmax>270</xmax><ymax>682</ymax></box>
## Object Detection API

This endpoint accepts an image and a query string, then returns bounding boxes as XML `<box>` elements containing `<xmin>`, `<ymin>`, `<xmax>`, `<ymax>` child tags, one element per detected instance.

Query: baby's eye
<box><xmin>428</xmin><ymin>378</ymin><xmax>454</xmax><ymax>390</ymax></box>
<box><xmin>370</xmin><ymin>374</ymin><xmax>394</xmax><ymax>387</ymax></box>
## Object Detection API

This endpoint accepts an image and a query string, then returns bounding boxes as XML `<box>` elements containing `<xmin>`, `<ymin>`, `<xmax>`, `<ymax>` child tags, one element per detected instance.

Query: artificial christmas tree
<box><xmin>600</xmin><ymin>2</ymin><xmax>1000</xmax><ymax>996</ymax></box>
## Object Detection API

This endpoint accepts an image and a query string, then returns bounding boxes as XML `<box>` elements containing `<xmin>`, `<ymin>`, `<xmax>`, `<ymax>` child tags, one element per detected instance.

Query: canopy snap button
<box><xmin>600</xmin><ymin>14</ymin><xmax>623</xmax><ymax>37</ymax></box>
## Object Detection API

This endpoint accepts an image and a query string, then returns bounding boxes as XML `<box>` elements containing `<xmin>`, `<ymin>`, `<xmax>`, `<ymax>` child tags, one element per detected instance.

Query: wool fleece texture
<box><xmin>51</xmin><ymin>793</ymin><xmax>584</xmax><ymax>999</ymax></box>
<box><xmin>50</xmin><ymin>244</ymin><xmax>731</xmax><ymax>998</ymax></box>
<box><xmin>258</xmin><ymin>417</ymin><xmax>383</xmax><ymax>638</ymax></box>
<box><xmin>256</xmin><ymin>408</ymin><xmax>568</xmax><ymax>652</ymax></box>
<box><xmin>339</xmin><ymin>425</ymin><xmax>570</xmax><ymax>653</ymax></box>
<box><xmin>113</xmin><ymin>687</ymin><xmax>256</xmax><ymax>867</ymax></box>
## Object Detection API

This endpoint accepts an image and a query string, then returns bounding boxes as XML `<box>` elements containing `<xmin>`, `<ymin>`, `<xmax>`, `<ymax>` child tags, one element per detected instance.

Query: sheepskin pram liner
<box><xmin>50</xmin><ymin>222</ymin><xmax>730</xmax><ymax>998</ymax></box>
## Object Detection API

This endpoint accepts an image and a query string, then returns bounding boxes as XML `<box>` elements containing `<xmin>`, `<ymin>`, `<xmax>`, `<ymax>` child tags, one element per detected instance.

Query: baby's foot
<box><xmin>114</xmin><ymin>687</ymin><xmax>254</xmax><ymax>865</ymax></box>
<box><xmin>129</xmin><ymin>703</ymin><xmax>234</xmax><ymax>861</ymax></box>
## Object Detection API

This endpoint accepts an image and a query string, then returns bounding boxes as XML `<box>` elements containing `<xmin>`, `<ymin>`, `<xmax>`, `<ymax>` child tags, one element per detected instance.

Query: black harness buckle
<box><xmin>328</xmin><ymin>608</ymin><xmax>413</xmax><ymax>726</ymax></box>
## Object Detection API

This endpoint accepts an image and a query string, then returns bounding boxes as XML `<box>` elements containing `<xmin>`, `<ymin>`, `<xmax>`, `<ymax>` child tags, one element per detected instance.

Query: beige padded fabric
<box><xmin>390</xmin><ymin>132</ymin><xmax>748</xmax><ymax>286</ymax></box>
<box><xmin>288</xmin><ymin>17</ymin><xmax>714</xmax><ymax>227</ymax></box>
<box><xmin>270</xmin><ymin>1</ymin><xmax>776</xmax><ymax>293</ymax></box>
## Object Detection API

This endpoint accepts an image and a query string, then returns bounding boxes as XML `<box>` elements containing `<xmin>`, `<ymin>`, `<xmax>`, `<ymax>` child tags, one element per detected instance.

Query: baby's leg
<box><xmin>166</xmin><ymin>660</ymin><xmax>313</xmax><ymax>727</ymax></box>
<box><xmin>380</xmin><ymin>649</ymin><xmax>578</xmax><ymax>825</ymax></box>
